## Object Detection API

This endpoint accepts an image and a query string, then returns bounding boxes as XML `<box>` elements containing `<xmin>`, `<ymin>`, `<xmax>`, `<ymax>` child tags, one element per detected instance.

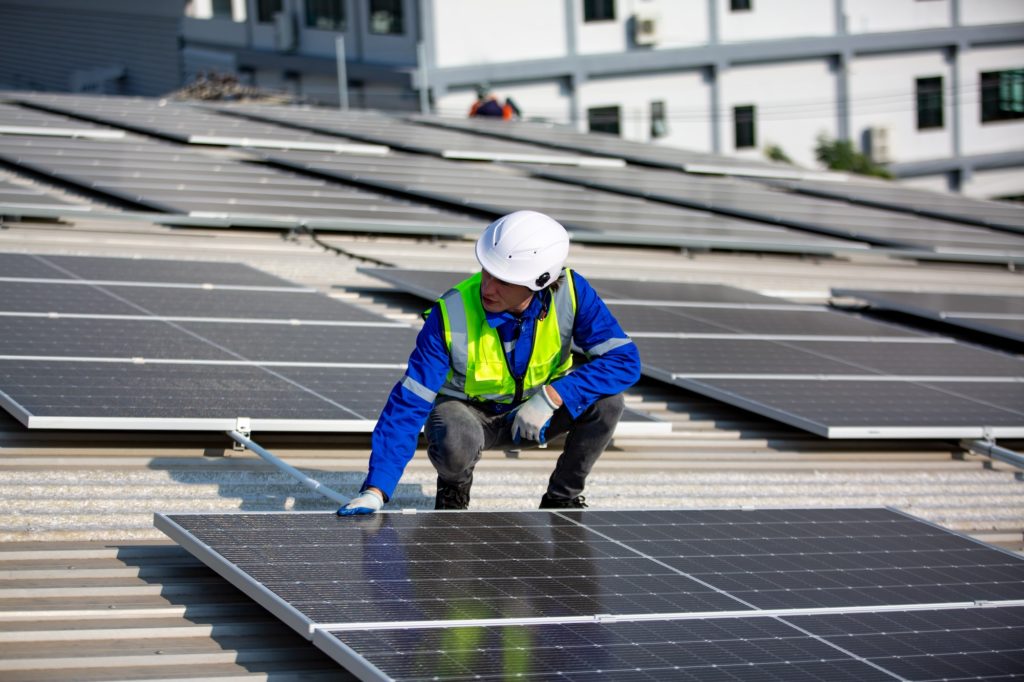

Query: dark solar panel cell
<box><xmin>0</xmin><ymin>252</ymin><xmax>73</xmax><ymax>279</ymax></box>
<box><xmin>114</xmin><ymin>286</ymin><xmax>388</xmax><ymax>322</ymax></box>
<box><xmin>326</xmin><ymin>618</ymin><xmax>896</xmax><ymax>681</ymax></box>
<box><xmin>0</xmin><ymin>281</ymin><xmax>137</xmax><ymax>314</ymax></box>
<box><xmin>789</xmin><ymin>340</ymin><xmax>1024</xmax><ymax>377</ymax></box>
<box><xmin>685</xmin><ymin>378</ymin><xmax>1024</xmax><ymax>433</ymax></box>
<box><xmin>39</xmin><ymin>254</ymin><xmax>298</xmax><ymax>287</ymax></box>
<box><xmin>635</xmin><ymin>337</ymin><xmax>861</xmax><ymax>375</ymax></box>
<box><xmin>0</xmin><ymin>361</ymin><xmax>353</xmax><ymax>420</ymax></box>
<box><xmin>177</xmin><ymin>321</ymin><xmax>416</xmax><ymax>364</ymax></box>
<box><xmin>0</xmin><ymin>317</ymin><xmax>232</xmax><ymax>359</ymax></box>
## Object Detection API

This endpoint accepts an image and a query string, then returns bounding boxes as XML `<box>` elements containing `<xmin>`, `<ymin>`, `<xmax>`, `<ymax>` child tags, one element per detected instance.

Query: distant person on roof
<box><xmin>338</xmin><ymin>210</ymin><xmax>641</xmax><ymax>515</ymax></box>
<box><xmin>469</xmin><ymin>84</ymin><xmax>521</xmax><ymax>120</ymax></box>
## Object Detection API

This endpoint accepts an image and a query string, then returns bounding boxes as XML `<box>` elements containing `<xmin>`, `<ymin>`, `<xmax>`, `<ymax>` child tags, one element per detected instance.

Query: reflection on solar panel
<box><xmin>156</xmin><ymin>508</ymin><xmax>1024</xmax><ymax>680</ymax></box>
<box><xmin>0</xmin><ymin>253</ymin><xmax>413</xmax><ymax>431</ymax></box>
<box><xmin>523</xmin><ymin>163</ymin><xmax>1024</xmax><ymax>263</ymax></box>
<box><xmin>13</xmin><ymin>93</ymin><xmax>385</xmax><ymax>153</ymax></box>
<box><xmin>412</xmin><ymin>114</ymin><xmax>836</xmax><ymax>180</ymax></box>
<box><xmin>213</xmin><ymin>103</ymin><xmax>623</xmax><ymax>167</ymax></box>
<box><xmin>361</xmin><ymin>268</ymin><xmax>1024</xmax><ymax>439</ymax></box>
<box><xmin>262</xmin><ymin>149</ymin><xmax>867</xmax><ymax>256</ymax></box>
<box><xmin>0</xmin><ymin>100</ymin><xmax>125</xmax><ymax>139</ymax></box>
<box><xmin>0</xmin><ymin>135</ymin><xmax>478</xmax><ymax>234</ymax></box>
<box><xmin>836</xmin><ymin>288</ymin><xmax>1024</xmax><ymax>344</ymax></box>
<box><xmin>770</xmin><ymin>176</ymin><xmax>1024</xmax><ymax>234</ymax></box>
<box><xmin>0</xmin><ymin>176</ymin><xmax>94</xmax><ymax>215</ymax></box>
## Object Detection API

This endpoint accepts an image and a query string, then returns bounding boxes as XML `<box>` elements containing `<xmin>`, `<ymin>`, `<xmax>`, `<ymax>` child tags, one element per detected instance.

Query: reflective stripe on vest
<box><xmin>437</xmin><ymin>269</ymin><xmax>577</xmax><ymax>403</ymax></box>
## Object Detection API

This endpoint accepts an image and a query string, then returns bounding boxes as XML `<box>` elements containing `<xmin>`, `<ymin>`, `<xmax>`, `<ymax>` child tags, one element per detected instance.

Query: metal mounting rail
<box><xmin>961</xmin><ymin>438</ymin><xmax>1024</xmax><ymax>471</ymax></box>
<box><xmin>226</xmin><ymin>430</ymin><xmax>348</xmax><ymax>504</ymax></box>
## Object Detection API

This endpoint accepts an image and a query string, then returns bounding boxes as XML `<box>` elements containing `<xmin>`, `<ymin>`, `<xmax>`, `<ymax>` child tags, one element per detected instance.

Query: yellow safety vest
<box><xmin>437</xmin><ymin>269</ymin><xmax>577</xmax><ymax>404</ymax></box>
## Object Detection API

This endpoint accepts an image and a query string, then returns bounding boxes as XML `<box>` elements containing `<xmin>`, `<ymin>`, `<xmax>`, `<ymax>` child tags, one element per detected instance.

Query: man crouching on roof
<box><xmin>338</xmin><ymin>210</ymin><xmax>642</xmax><ymax>514</ymax></box>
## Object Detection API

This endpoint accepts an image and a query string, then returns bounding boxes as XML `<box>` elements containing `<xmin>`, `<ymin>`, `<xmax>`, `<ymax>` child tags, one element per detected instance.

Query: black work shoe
<box><xmin>539</xmin><ymin>493</ymin><xmax>588</xmax><ymax>509</ymax></box>
<box><xmin>435</xmin><ymin>478</ymin><xmax>471</xmax><ymax>510</ymax></box>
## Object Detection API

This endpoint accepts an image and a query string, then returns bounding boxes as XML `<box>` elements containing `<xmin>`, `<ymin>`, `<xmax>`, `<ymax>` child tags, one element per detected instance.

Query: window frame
<box><xmin>583</xmin><ymin>0</ymin><xmax>616</xmax><ymax>23</ymax></box>
<box><xmin>650</xmin><ymin>100</ymin><xmax>667</xmax><ymax>139</ymax></box>
<box><xmin>980</xmin><ymin>68</ymin><xmax>1024</xmax><ymax>124</ymax></box>
<box><xmin>256</xmin><ymin>0</ymin><xmax>282</xmax><ymax>23</ymax></box>
<box><xmin>588</xmin><ymin>105</ymin><xmax>621</xmax><ymax>136</ymax></box>
<box><xmin>733</xmin><ymin>104</ymin><xmax>756</xmax><ymax>149</ymax></box>
<box><xmin>730</xmin><ymin>0</ymin><xmax>752</xmax><ymax>12</ymax></box>
<box><xmin>915</xmin><ymin>76</ymin><xmax>944</xmax><ymax>130</ymax></box>
<box><xmin>369</xmin><ymin>0</ymin><xmax>404</xmax><ymax>35</ymax></box>
<box><xmin>305</xmin><ymin>0</ymin><xmax>346</xmax><ymax>31</ymax></box>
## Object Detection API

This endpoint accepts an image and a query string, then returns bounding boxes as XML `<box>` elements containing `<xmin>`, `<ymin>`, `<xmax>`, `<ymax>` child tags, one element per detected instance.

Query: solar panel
<box><xmin>836</xmin><ymin>288</ymin><xmax>1024</xmax><ymax>344</ymax></box>
<box><xmin>361</xmin><ymin>268</ymin><xmax>1024</xmax><ymax>439</ymax></box>
<box><xmin>13</xmin><ymin>93</ymin><xmax>385</xmax><ymax>153</ymax></box>
<box><xmin>411</xmin><ymin>114</ymin><xmax>835</xmax><ymax>180</ymax></box>
<box><xmin>260</xmin><ymin>149</ymin><xmax>871</xmax><ymax>256</ymax></box>
<box><xmin>212</xmin><ymin>103</ymin><xmax>623</xmax><ymax>167</ymax></box>
<box><xmin>0</xmin><ymin>100</ymin><xmax>125</xmax><ymax>139</ymax></box>
<box><xmin>0</xmin><ymin>253</ymin><xmax>416</xmax><ymax>431</ymax></box>
<box><xmin>0</xmin><ymin>135</ymin><xmax>479</xmax><ymax>235</ymax></box>
<box><xmin>522</xmin><ymin>163</ymin><xmax>1024</xmax><ymax>263</ymax></box>
<box><xmin>156</xmin><ymin>508</ymin><xmax>1024</xmax><ymax>680</ymax></box>
<box><xmin>769</xmin><ymin>176</ymin><xmax>1024</xmax><ymax>234</ymax></box>
<box><xmin>681</xmin><ymin>378</ymin><xmax>1024</xmax><ymax>438</ymax></box>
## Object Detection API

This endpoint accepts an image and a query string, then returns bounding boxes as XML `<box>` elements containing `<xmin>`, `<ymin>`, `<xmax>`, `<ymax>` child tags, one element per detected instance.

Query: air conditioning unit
<box><xmin>274</xmin><ymin>11</ymin><xmax>296</xmax><ymax>52</ymax></box>
<box><xmin>634</xmin><ymin>11</ymin><xmax>660</xmax><ymax>46</ymax></box>
<box><xmin>867</xmin><ymin>125</ymin><xmax>891</xmax><ymax>163</ymax></box>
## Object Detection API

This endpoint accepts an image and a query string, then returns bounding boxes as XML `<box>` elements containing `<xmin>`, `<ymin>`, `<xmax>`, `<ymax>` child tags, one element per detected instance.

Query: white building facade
<box><xmin>179</xmin><ymin>0</ymin><xmax>1024</xmax><ymax>197</ymax></box>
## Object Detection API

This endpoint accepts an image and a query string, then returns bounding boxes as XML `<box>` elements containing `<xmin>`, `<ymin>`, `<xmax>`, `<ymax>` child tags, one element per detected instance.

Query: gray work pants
<box><xmin>425</xmin><ymin>393</ymin><xmax>625</xmax><ymax>500</ymax></box>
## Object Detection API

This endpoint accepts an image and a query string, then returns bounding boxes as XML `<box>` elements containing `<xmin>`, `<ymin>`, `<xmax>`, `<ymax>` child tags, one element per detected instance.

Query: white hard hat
<box><xmin>476</xmin><ymin>211</ymin><xmax>570</xmax><ymax>291</ymax></box>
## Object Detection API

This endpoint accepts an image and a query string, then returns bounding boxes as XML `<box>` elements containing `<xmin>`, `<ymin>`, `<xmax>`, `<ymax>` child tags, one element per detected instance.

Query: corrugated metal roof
<box><xmin>1</xmin><ymin>154</ymin><xmax>1022</xmax><ymax>678</ymax></box>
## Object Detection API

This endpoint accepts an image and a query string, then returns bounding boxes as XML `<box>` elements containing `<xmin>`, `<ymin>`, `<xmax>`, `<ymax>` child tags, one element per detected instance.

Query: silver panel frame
<box><xmin>157</xmin><ymin>508</ymin><xmax>1024</xmax><ymax>680</ymax></box>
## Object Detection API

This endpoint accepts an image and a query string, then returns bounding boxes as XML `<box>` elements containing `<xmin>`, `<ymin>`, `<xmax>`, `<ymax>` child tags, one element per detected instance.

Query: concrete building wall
<box><xmin>578</xmin><ymin>70</ymin><xmax>712</xmax><ymax>150</ymax></box>
<box><xmin>720</xmin><ymin>59</ymin><xmax>837</xmax><ymax>166</ymax></box>
<box><xmin>717</xmin><ymin>0</ymin><xmax>834</xmax><ymax>42</ymax></box>
<box><xmin>843</xmin><ymin>0</ymin><xmax>950</xmax><ymax>33</ymax></box>
<box><xmin>433</xmin><ymin>0</ymin><xmax>566</xmax><ymax>67</ymax></box>
<box><xmin>0</xmin><ymin>0</ymin><xmax>185</xmax><ymax>96</ymax></box>
<box><xmin>848</xmin><ymin>50</ymin><xmax>953</xmax><ymax>163</ymax></box>
<box><xmin>959</xmin><ymin>0</ymin><xmax>1024</xmax><ymax>26</ymax></box>
<box><xmin>959</xmin><ymin>44</ymin><xmax>1024</xmax><ymax>156</ymax></box>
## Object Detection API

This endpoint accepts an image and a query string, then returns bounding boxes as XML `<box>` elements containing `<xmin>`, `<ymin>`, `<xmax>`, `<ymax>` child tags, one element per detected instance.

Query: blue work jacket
<box><xmin>363</xmin><ymin>270</ymin><xmax>641</xmax><ymax>499</ymax></box>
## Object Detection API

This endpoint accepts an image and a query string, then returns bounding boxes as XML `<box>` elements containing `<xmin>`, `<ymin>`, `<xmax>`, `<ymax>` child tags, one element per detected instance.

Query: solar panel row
<box><xmin>523</xmin><ymin>163</ymin><xmax>1024</xmax><ymax>262</ymax></box>
<box><xmin>0</xmin><ymin>134</ymin><xmax>479</xmax><ymax>234</ymax></box>
<box><xmin>836</xmin><ymin>288</ymin><xmax>1024</xmax><ymax>345</ymax></box>
<box><xmin>263</xmin><ymin>148</ymin><xmax>865</xmax><ymax>256</ymax></box>
<box><xmin>156</xmin><ymin>508</ymin><xmax>1024</xmax><ymax>681</ymax></box>
<box><xmin>0</xmin><ymin>253</ymin><xmax>411</xmax><ymax>431</ymax></box>
<box><xmin>212</xmin><ymin>103</ymin><xmax>623</xmax><ymax>167</ymax></box>
<box><xmin>360</xmin><ymin>268</ymin><xmax>1024</xmax><ymax>439</ymax></box>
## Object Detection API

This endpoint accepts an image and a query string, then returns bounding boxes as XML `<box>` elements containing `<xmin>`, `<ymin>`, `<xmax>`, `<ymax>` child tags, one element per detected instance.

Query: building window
<box><xmin>915</xmin><ymin>76</ymin><xmax>944</xmax><ymax>129</ymax></box>
<box><xmin>369</xmin><ymin>0</ymin><xmax>404</xmax><ymax>34</ymax></box>
<box><xmin>257</xmin><ymin>0</ymin><xmax>282</xmax><ymax>23</ymax></box>
<box><xmin>584</xmin><ymin>0</ymin><xmax>615</xmax><ymax>22</ymax></box>
<box><xmin>731</xmin><ymin>0</ymin><xmax>752</xmax><ymax>11</ymax></box>
<box><xmin>981</xmin><ymin>69</ymin><xmax>1024</xmax><ymax>123</ymax></box>
<box><xmin>734</xmin><ymin>105</ymin><xmax>756</xmax><ymax>148</ymax></box>
<box><xmin>588</xmin><ymin>106</ymin><xmax>621</xmax><ymax>135</ymax></box>
<box><xmin>306</xmin><ymin>0</ymin><xmax>345</xmax><ymax>30</ymax></box>
<box><xmin>650</xmin><ymin>100</ymin><xmax>667</xmax><ymax>139</ymax></box>
<box><xmin>211</xmin><ymin>0</ymin><xmax>233</xmax><ymax>19</ymax></box>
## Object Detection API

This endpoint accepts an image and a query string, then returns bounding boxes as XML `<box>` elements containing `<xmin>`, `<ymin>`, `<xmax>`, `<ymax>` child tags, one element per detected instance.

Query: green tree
<box><xmin>814</xmin><ymin>134</ymin><xmax>893</xmax><ymax>179</ymax></box>
<box><xmin>764</xmin><ymin>144</ymin><xmax>793</xmax><ymax>164</ymax></box>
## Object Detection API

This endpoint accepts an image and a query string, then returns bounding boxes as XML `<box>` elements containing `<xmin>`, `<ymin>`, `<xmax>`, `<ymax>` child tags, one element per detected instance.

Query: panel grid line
<box><xmin>28</xmin><ymin>255</ymin><xmax>370</xmax><ymax>420</ymax></box>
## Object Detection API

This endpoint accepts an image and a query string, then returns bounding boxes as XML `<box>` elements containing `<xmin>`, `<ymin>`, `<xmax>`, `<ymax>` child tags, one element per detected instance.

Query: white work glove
<box><xmin>511</xmin><ymin>387</ymin><xmax>559</xmax><ymax>445</ymax></box>
<box><xmin>337</xmin><ymin>488</ymin><xmax>384</xmax><ymax>516</ymax></box>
